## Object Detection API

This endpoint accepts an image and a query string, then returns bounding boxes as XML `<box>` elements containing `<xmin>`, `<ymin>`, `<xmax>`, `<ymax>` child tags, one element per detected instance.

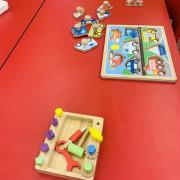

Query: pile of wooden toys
<box><xmin>0</xmin><ymin>0</ymin><xmax>8</xmax><ymax>15</ymax></box>
<box><xmin>125</xmin><ymin>0</ymin><xmax>145</xmax><ymax>6</ymax></box>
<box><xmin>71</xmin><ymin>0</ymin><xmax>113</xmax><ymax>52</ymax></box>
<box><xmin>35</xmin><ymin>108</ymin><xmax>104</xmax><ymax>180</ymax></box>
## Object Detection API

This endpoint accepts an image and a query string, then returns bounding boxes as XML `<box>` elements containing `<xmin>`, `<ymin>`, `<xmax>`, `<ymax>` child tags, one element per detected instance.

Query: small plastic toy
<box><xmin>73</xmin><ymin>6</ymin><xmax>85</xmax><ymax>19</ymax></box>
<box><xmin>35</xmin><ymin>108</ymin><xmax>104</xmax><ymax>180</ymax></box>
<box><xmin>74</xmin><ymin>38</ymin><xmax>98</xmax><ymax>52</ymax></box>
<box><xmin>0</xmin><ymin>0</ymin><xmax>8</xmax><ymax>15</ymax></box>
<box><xmin>88</xmin><ymin>23</ymin><xmax>105</xmax><ymax>38</ymax></box>
<box><xmin>71</xmin><ymin>22</ymin><xmax>88</xmax><ymax>37</ymax></box>
<box><xmin>97</xmin><ymin>9</ymin><xmax>111</xmax><ymax>20</ymax></box>
<box><xmin>125</xmin><ymin>0</ymin><xmax>145</xmax><ymax>6</ymax></box>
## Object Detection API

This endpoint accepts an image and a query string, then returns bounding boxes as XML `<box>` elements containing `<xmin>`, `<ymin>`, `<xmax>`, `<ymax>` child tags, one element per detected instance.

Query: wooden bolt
<box><xmin>81</xmin><ymin>38</ymin><xmax>89</xmax><ymax>46</ymax></box>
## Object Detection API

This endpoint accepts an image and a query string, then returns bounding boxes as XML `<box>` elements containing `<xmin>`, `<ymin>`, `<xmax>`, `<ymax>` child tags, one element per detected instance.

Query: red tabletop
<box><xmin>0</xmin><ymin>0</ymin><xmax>45</xmax><ymax>68</ymax></box>
<box><xmin>0</xmin><ymin>0</ymin><xmax>180</xmax><ymax>180</ymax></box>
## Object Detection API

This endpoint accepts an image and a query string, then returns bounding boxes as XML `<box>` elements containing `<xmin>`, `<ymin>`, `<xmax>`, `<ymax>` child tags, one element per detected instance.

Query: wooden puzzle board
<box><xmin>35</xmin><ymin>112</ymin><xmax>104</xmax><ymax>180</ymax></box>
<box><xmin>101</xmin><ymin>25</ymin><xmax>177</xmax><ymax>82</ymax></box>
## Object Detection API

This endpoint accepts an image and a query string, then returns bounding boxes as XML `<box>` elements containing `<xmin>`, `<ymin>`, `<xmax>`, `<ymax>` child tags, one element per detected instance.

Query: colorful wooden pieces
<box><xmin>0</xmin><ymin>0</ymin><xmax>8</xmax><ymax>15</ymax></box>
<box><xmin>55</xmin><ymin>107</ymin><xmax>63</xmax><ymax>117</ymax></box>
<box><xmin>83</xmin><ymin>162</ymin><xmax>94</xmax><ymax>173</ymax></box>
<box><xmin>73</xmin><ymin>6</ymin><xmax>85</xmax><ymax>19</ymax></box>
<box><xmin>71</xmin><ymin>23</ymin><xmax>88</xmax><ymax>37</ymax></box>
<box><xmin>125</xmin><ymin>0</ymin><xmax>145</xmax><ymax>6</ymax></box>
<box><xmin>97</xmin><ymin>1</ymin><xmax>113</xmax><ymax>12</ymax></box>
<box><xmin>35</xmin><ymin>156</ymin><xmax>44</xmax><ymax>166</ymax></box>
<box><xmin>101</xmin><ymin>25</ymin><xmax>177</xmax><ymax>82</ymax></box>
<box><xmin>88</xmin><ymin>23</ymin><xmax>105</xmax><ymax>38</ymax></box>
<box><xmin>56</xmin><ymin>140</ymin><xmax>81</xmax><ymax>171</ymax></box>
<box><xmin>89</xmin><ymin>127</ymin><xmax>103</xmax><ymax>143</ymax></box>
<box><xmin>46</xmin><ymin>129</ymin><xmax>55</xmax><ymax>140</ymax></box>
<box><xmin>41</xmin><ymin>143</ymin><xmax>49</xmax><ymax>153</ymax></box>
<box><xmin>67</xmin><ymin>143</ymin><xmax>85</xmax><ymax>158</ymax></box>
<box><xmin>74</xmin><ymin>38</ymin><xmax>98</xmax><ymax>52</ymax></box>
<box><xmin>51</xmin><ymin>117</ymin><xmax>58</xmax><ymax>126</ymax></box>
<box><xmin>87</xmin><ymin>144</ymin><xmax>96</xmax><ymax>155</ymax></box>
<box><xmin>97</xmin><ymin>9</ymin><xmax>111</xmax><ymax>20</ymax></box>
<box><xmin>35</xmin><ymin>111</ymin><xmax>104</xmax><ymax>180</ymax></box>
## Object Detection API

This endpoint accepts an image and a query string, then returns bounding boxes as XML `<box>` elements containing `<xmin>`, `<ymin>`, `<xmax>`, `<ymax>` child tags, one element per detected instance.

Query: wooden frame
<box><xmin>35</xmin><ymin>112</ymin><xmax>104</xmax><ymax>180</ymax></box>
<box><xmin>101</xmin><ymin>25</ymin><xmax>177</xmax><ymax>82</ymax></box>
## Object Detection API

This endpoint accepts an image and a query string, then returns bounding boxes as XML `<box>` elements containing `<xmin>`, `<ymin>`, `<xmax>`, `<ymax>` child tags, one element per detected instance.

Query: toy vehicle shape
<box><xmin>144</xmin><ymin>56</ymin><xmax>166</xmax><ymax>76</ymax></box>
<box><xmin>109</xmin><ymin>50</ymin><xmax>124</xmax><ymax>70</ymax></box>
<box><xmin>124</xmin><ymin>28</ymin><xmax>139</xmax><ymax>38</ymax></box>
<box><xmin>122</xmin><ymin>40</ymin><xmax>139</xmax><ymax>55</ymax></box>
<box><xmin>142</xmin><ymin>28</ymin><xmax>159</xmax><ymax>43</ymax></box>
<box><xmin>125</xmin><ymin>57</ymin><xmax>140</xmax><ymax>74</ymax></box>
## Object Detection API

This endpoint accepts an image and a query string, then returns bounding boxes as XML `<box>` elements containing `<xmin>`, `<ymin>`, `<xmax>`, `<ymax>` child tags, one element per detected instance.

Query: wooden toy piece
<box><xmin>101</xmin><ymin>25</ymin><xmax>177</xmax><ymax>82</ymax></box>
<box><xmin>83</xmin><ymin>162</ymin><xmax>94</xmax><ymax>173</ymax></box>
<box><xmin>88</xmin><ymin>23</ymin><xmax>105</xmax><ymax>38</ymax></box>
<box><xmin>67</xmin><ymin>143</ymin><xmax>85</xmax><ymax>158</ymax></box>
<box><xmin>73</xmin><ymin>6</ymin><xmax>85</xmax><ymax>19</ymax></box>
<box><xmin>71</xmin><ymin>23</ymin><xmax>88</xmax><ymax>37</ymax></box>
<box><xmin>97</xmin><ymin>9</ymin><xmax>111</xmax><ymax>20</ymax></box>
<box><xmin>51</xmin><ymin>117</ymin><xmax>58</xmax><ymax>126</ymax></box>
<box><xmin>64</xmin><ymin>126</ymin><xmax>87</xmax><ymax>149</ymax></box>
<box><xmin>87</xmin><ymin>144</ymin><xmax>96</xmax><ymax>155</ymax></box>
<box><xmin>56</xmin><ymin>140</ymin><xmax>81</xmax><ymax>171</ymax></box>
<box><xmin>41</xmin><ymin>143</ymin><xmax>49</xmax><ymax>153</ymax></box>
<box><xmin>55</xmin><ymin>107</ymin><xmax>63</xmax><ymax>117</ymax></box>
<box><xmin>0</xmin><ymin>0</ymin><xmax>9</xmax><ymax>15</ymax></box>
<box><xmin>46</xmin><ymin>129</ymin><xmax>55</xmax><ymax>140</ymax></box>
<box><xmin>35</xmin><ymin>111</ymin><xmax>104</xmax><ymax>180</ymax></box>
<box><xmin>89</xmin><ymin>127</ymin><xmax>103</xmax><ymax>143</ymax></box>
<box><xmin>35</xmin><ymin>156</ymin><xmax>44</xmax><ymax>166</ymax></box>
<box><xmin>125</xmin><ymin>0</ymin><xmax>145</xmax><ymax>7</ymax></box>
<box><xmin>74</xmin><ymin>38</ymin><xmax>98</xmax><ymax>52</ymax></box>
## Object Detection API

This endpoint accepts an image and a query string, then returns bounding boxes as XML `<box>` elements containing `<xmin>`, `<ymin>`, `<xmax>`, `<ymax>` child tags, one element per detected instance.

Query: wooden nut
<box><xmin>85</xmin><ymin>15</ymin><xmax>91</xmax><ymax>20</ymax></box>
<box><xmin>81</xmin><ymin>38</ymin><xmax>89</xmax><ymax>46</ymax></box>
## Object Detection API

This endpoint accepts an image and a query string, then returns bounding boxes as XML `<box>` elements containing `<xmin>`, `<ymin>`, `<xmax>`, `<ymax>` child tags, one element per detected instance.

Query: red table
<box><xmin>0</xmin><ymin>0</ymin><xmax>45</xmax><ymax>68</ymax></box>
<box><xmin>0</xmin><ymin>0</ymin><xmax>180</xmax><ymax>180</ymax></box>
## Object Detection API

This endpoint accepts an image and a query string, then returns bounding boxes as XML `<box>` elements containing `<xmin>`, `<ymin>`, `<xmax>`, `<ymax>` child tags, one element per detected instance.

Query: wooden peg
<box><xmin>74</xmin><ymin>23</ymin><xmax>81</xmax><ymax>30</ymax></box>
<box><xmin>85</xmin><ymin>15</ymin><xmax>91</xmax><ymax>20</ymax></box>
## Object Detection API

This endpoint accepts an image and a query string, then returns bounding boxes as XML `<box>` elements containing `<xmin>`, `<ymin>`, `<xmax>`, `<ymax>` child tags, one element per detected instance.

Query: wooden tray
<box><xmin>35</xmin><ymin>111</ymin><xmax>104</xmax><ymax>180</ymax></box>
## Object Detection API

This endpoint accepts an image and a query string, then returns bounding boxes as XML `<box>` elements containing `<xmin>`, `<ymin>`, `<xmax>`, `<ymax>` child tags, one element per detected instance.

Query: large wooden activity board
<box><xmin>101</xmin><ymin>25</ymin><xmax>177</xmax><ymax>82</ymax></box>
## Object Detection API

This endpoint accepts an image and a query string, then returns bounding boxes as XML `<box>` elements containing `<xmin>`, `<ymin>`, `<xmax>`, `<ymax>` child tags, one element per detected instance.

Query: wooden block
<box><xmin>88</xmin><ymin>23</ymin><xmax>105</xmax><ymax>38</ymax></box>
<box><xmin>73</xmin><ymin>6</ymin><xmax>85</xmax><ymax>19</ymax></box>
<box><xmin>35</xmin><ymin>110</ymin><xmax>104</xmax><ymax>180</ymax></box>
<box><xmin>101</xmin><ymin>25</ymin><xmax>177</xmax><ymax>82</ymax></box>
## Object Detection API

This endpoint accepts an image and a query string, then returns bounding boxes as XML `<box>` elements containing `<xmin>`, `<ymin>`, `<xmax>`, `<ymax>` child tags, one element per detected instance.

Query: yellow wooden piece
<box><xmin>89</xmin><ymin>127</ymin><xmax>103</xmax><ymax>143</ymax></box>
<box><xmin>55</xmin><ymin>108</ymin><xmax>63</xmax><ymax>117</ymax></box>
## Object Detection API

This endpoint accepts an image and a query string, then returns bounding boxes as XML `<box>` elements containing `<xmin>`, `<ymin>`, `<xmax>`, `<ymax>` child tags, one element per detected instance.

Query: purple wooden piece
<box><xmin>51</xmin><ymin>117</ymin><xmax>58</xmax><ymax>126</ymax></box>
<box><xmin>46</xmin><ymin>129</ymin><xmax>55</xmax><ymax>140</ymax></box>
<box><xmin>41</xmin><ymin>143</ymin><xmax>49</xmax><ymax>152</ymax></box>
